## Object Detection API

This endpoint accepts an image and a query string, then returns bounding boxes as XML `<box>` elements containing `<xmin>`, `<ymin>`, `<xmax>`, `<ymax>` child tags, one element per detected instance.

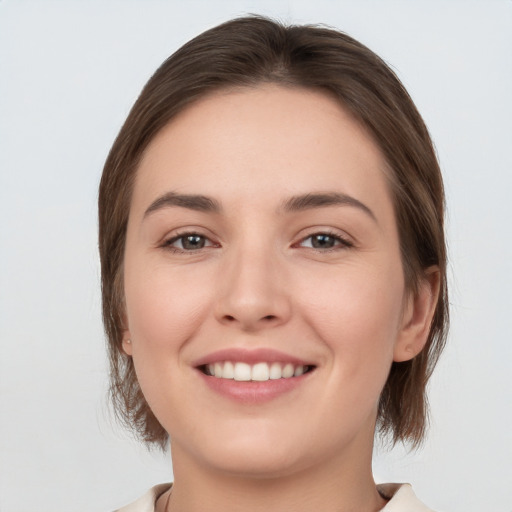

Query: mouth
<box><xmin>199</xmin><ymin>361</ymin><xmax>316</xmax><ymax>381</ymax></box>
<box><xmin>193</xmin><ymin>348</ymin><xmax>317</xmax><ymax>402</ymax></box>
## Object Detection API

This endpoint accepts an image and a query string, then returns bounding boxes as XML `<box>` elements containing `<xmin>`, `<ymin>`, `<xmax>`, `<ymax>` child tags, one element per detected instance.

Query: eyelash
<box><xmin>296</xmin><ymin>231</ymin><xmax>354</xmax><ymax>251</ymax></box>
<box><xmin>162</xmin><ymin>230</ymin><xmax>353</xmax><ymax>254</ymax></box>
<box><xmin>162</xmin><ymin>232</ymin><xmax>217</xmax><ymax>253</ymax></box>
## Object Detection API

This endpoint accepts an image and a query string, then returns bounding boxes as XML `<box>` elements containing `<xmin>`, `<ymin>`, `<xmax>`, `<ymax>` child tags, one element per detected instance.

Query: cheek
<box><xmin>123</xmin><ymin>258</ymin><xmax>212</xmax><ymax>356</ymax></box>
<box><xmin>298</xmin><ymin>262</ymin><xmax>405</xmax><ymax>376</ymax></box>
<box><xmin>122</xmin><ymin>260</ymin><xmax>214</xmax><ymax>420</ymax></box>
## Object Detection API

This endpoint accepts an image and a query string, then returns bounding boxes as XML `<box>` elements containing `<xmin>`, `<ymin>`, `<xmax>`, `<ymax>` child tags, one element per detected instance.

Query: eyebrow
<box><xmin>143</xmin><ymin>191</ymin><xmax>376</xmax><ymax>221</ymax></box>
<box><xmin>281</xmin><ymin>192</ymin><xmax>376</xmax><ymax>221</ymax></box>
<box><xmin>144</xmin><ymin>192</ymin><xmax>221</xmax><ymax>217</ymax></box>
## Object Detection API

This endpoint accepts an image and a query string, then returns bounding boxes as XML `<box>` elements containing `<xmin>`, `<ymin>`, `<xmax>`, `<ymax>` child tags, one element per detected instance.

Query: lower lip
<box><xmin>197</xmin><ymin>370</ymin><xmax>312</xmax><ymax>404</ymax></box>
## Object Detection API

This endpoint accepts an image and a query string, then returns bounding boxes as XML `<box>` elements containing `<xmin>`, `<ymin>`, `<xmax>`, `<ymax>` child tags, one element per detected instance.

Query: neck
<box><xmin>165</xmin><ymin>433</ymin><xmax>386</xmax><ymax>512</ymax></box>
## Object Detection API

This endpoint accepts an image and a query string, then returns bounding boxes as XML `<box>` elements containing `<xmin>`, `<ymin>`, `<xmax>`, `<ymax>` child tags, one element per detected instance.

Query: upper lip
<box><xmin>192</xmin><ymin>348</ymin><xmax>314</xmax><ymax>367</ymax></box>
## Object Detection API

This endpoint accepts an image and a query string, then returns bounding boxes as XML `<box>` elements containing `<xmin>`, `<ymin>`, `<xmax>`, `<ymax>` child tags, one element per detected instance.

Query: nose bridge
<box><xmin>215</xmin><ymin>235</ymin><xmax>291</xmax><ymax>330</ymax></box>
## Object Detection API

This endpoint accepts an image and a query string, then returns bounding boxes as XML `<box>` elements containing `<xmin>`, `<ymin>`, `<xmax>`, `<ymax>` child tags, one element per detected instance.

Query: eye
<box><xmin>164</xmin><ymin>233</ymin><xmax>215</xmax><ymax>251</ymax></box>
<box><xmin>299</xmin><ymin>232</ymin><xmax>353</xmax><ymax>250</ymax></box>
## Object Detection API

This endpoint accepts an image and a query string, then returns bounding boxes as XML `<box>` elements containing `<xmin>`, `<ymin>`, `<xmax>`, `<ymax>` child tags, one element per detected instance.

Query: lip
<box><xmin>197</xmin><ymin>369</ymin><xmax>312</xmax><ymax>404</ymax></box>
<box><xmin>192</xmin><ymin>347</ymin><xmax>313</xmax><ymax>367</ymax></box>
<box><xmin>192</xmin><ymin>348</ymin><xmax>316</xmax><ymax>404</ymax></box>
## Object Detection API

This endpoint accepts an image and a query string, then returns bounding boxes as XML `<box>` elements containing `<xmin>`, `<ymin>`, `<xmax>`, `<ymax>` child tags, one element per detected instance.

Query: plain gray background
<box><xmin>1</xmin><ymin>1</ymin><xmax>511</xmax><ymax>511</ymax></box>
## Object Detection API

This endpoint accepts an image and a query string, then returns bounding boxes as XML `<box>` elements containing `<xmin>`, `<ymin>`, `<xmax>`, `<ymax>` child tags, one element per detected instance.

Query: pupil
<box><xmin>312</xmin><ymin>234</ymin><xmax>334</xmax><ymax>249</ymax></box>
<box><xmin>183</xmin><ymin>235</ymin><xmax>205</xmax><ymax>250</ymax></box>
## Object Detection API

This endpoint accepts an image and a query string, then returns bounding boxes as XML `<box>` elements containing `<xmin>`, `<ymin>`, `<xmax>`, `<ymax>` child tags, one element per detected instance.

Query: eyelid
<box><xmin>158</xmin><ymin>226</ymin><xmax>354</xmax><ymax>253</ymax></box>
<box><xmin>293</xmin><ymin>229</ymin><xmax>354</xmax><ymax>250</ymax></box>
<box><xmin>160</xmin><ymin>228</ymin><xmax>220</xmax><ymax>252</ymax></box>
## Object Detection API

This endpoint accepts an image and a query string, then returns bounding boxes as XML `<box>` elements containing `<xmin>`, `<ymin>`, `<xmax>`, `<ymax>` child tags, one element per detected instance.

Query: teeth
<box><xmin>223</xmin><ymin>361</ymin><xmax>234</xmax><ymax>379</ymax></box>
<box><xmin>234</xmin><ymin>362</ymin><xmax>251</xmax><ymax>381</ymax></box>
<box><xmin>206</xmin><ymin>361</ymin><xmax>310</xmax><ymax>381</ymax></box>
<box><xmin>269</xmin><ymin>362</ymin><xmax>282</xmax><ymax>380</ymax></box>
<box><xmin>251</xmin><ymin>362</ymin><xmax>269</xmax><ymax>381</ymax></box>
<box><xmin>282</xmin><ymin>363</ymin><xmax>294</xmax><ymax>378</ymax></box>
<box><xmin>294</xmin><ymin>365</ymin><xmax>304</xmax><ymax>377</ymax></box>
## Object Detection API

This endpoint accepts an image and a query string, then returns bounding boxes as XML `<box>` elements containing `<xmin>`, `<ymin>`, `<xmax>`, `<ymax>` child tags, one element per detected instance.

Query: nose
<box><xmin>214</xmin><ymin>243</ymin><xmax>292</xmax><ymax>331</ymax></box>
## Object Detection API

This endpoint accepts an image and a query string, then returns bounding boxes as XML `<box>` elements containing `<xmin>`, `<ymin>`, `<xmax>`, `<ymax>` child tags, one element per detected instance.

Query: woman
<box><xmin>99</xmin><ymin>16</ymin><xmax>448</xmax><ymax>512</ymax></box>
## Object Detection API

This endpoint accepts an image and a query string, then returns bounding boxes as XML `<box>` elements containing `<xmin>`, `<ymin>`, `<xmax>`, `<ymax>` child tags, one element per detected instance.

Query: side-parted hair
<box><xmin>99</xmin><ymin>16</ymin><xmax>448</xmax><ymax>449</ymax></box>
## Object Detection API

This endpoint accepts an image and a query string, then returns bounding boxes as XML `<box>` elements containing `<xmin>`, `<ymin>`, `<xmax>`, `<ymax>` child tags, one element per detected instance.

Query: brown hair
<box><xmin>99</xmin><ymin>15</ymin><xmax>448</xmax><ymax>449</ymax></box>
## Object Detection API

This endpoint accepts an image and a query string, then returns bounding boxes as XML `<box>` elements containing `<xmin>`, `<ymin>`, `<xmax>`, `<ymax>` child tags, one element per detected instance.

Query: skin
<box><xmin>122</xmin><ymin>85</ymin><xmax>439</xmax><ymax>512</ymax></box>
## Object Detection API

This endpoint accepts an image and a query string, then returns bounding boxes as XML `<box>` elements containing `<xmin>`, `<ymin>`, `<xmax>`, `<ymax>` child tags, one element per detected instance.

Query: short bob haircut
<box><xmin>99</xmin><ymin>16</ymin><xmax>449</xmax><ymax>449</ymax></box>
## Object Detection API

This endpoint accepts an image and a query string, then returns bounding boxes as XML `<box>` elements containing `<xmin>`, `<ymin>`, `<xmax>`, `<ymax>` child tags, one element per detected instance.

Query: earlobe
<box><xmin>120</xmin><ymin>309</ymin><xmax>133</xmax><ymax>356</ymax></box>
<box><xmin>122</xmin><ymin>335</ymin><xmax>133</xmax><ymax>356</ymax></box>
<box><xmin>394</xmin><ymin>267</ymin><xmax>440</xmax><ymax>362</ymax></box>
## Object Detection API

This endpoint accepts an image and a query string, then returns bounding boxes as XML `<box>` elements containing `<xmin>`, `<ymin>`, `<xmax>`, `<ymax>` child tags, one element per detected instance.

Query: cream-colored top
<box><xmin>115</xmin><ymin>483</ymin><xmax>435</xmax><ymax>512</ymax></box>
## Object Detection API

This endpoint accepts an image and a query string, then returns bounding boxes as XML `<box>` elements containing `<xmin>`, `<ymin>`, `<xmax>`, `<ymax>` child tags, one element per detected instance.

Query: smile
<box><xmin>193</xmin><ymin>348</ymin><xmax>316</xmax><ymax>401</ymax></box>
<box><xmin>203</xmin><ymin>361</ymin><xmax>313</xmax><ymax>381</ymax></box>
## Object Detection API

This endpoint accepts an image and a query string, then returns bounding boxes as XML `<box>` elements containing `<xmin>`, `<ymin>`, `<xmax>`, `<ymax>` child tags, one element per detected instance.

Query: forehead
<box><xmin>132</xmin><ymin>85</ymin><xmax>393</xmax><ymax>218</ymax></box>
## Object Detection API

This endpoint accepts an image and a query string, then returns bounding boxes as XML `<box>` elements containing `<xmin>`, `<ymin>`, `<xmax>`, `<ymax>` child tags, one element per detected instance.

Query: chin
<box><xmin>206</xmin><ymin>448</ymin><xmax>306</xmax><ymax>479</ymax></box>
<box><xmin>176</xmin><ymin>427</ymin><xmax>312</xmax><ymax>479</ymax></box>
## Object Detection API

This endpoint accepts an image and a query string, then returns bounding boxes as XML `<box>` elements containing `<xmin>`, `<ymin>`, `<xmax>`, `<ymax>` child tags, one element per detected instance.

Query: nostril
<box><xmin>223</xmin><ymin>314</ymin><xmax>276</xmax><ymax>323</ymax></box>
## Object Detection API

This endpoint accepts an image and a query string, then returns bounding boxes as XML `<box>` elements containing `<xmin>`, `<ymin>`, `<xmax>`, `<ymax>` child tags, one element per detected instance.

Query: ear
<box><xmin>122</xmin><ymin>334</ymin><xmax>133</xmax><ymax>356</ymax></box>
<box><xmin>394</xmin><ymin>266</ymin><xmax>441</xmax><ymax>362</ymax></box>
<box><xmin>120</xmin><ymin>312</ymin><xmax>133</xmax><ymax>356</ymax></box>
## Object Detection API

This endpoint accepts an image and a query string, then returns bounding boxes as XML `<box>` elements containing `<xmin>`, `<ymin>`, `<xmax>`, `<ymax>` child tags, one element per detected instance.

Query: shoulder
<box><xmin>114</xmin><ymin>483</ymin><xmax>172</xmax><ymax>512</ymax></box>
<box><xmin>378</xmin><ymin>483</ymin><xmax>436</xmax><ymax>512</ymax></box>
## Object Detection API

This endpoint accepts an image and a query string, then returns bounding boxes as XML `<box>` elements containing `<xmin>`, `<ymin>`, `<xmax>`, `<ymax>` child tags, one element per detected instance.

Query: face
<box><xmin>122</xmin><ymin>85</ymin><xmax>427</xmax><ymax>478</ymax></box>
